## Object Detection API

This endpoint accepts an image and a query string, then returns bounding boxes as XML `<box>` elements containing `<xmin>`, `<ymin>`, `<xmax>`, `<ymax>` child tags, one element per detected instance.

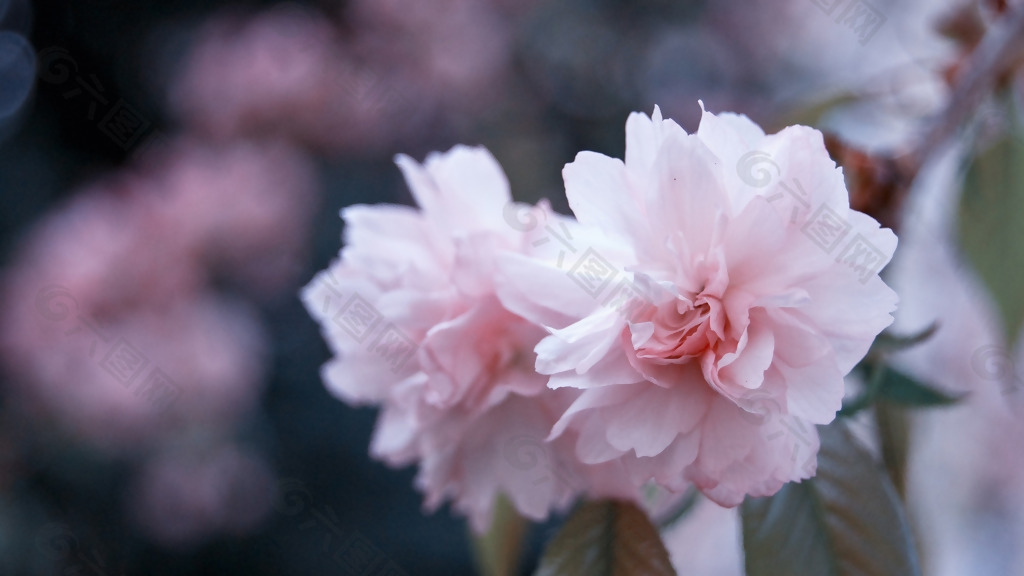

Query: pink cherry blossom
<box><xmin>171</xmin><ymin>1</ymin><xmax>518</xmax><ymax>156</ymax></box>
<box><xmin>154</xmin><ymin>138</ymin><xmax>318</xmax><ymax>298</ymax></box>
<box><xmin>129</xmin><ymin>443</ymin><xmax>276</xmax><ymax>548</ymax></box>
<box><xmin>301</xmin><ymin>145</ymin><xmax>634</xmax><ymax>531</ymax></box>
<box><xmin>0</xmin><ymin>138</ymin><xmax>313</xmax><ymax>452</ymax></box>
<box><xmin>169</xmin><ymin>6</ymin><xmax>352</xmax><ymax>148</ymax></box>
<box><xmin>499</xmin><ymin>104</ymin><xmax>898</xmax><ymax>506</ymax></box>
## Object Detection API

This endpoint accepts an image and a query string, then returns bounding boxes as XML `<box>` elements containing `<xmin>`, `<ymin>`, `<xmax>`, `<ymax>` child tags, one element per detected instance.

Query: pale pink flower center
<box><xmin>632</xmin><ymin>293</ymin><xmax>727</xmax><ymax>365</ymax></box>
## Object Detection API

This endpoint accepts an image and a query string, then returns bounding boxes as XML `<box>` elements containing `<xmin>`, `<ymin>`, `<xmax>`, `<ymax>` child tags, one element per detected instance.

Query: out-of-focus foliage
<box><xmin>959</xmin><ymin>109</ymin><xmax>1024</xmax><ymax>347</ymax></box>
<box><xmin>471</xmin><ymin>495</ymin><xmax>530</xmax><ymax>576</ymax></box>
<box><xmin>741</xmin><ymin>422</ymin><xmax>922</xmax><ymax>576</ymax></box>
<box><xmin>533</xmin><ymin>500</ymin><xmax>675</xmax><ymax>576</ymax></box>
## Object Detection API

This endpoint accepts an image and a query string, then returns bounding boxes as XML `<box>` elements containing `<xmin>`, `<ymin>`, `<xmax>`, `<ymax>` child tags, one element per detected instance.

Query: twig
<box><xmin>910</xmin><ymin>5</ymin><xmax>1024</xmax><ymax>173</ymax></box>
<box><xmin>841</xmin><ymin>5</ymin><xmax>1024</xmax><ymax>234</ymax></box>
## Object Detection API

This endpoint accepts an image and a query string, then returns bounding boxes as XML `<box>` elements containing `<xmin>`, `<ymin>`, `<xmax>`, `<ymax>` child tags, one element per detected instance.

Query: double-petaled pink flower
<box><xmin>503</xmin><ymin>104</ymin><xmax>898</xmax><ymax>505</ymax></box>
<box><xmin>302</xmin><ymin>146</ymin><xmax>634</xmax><ymax>532</ymax></box>
<box><xmin>304</xmin><ymin>104</ymin><xmax>898</xmax><ymax>525</ymax></box>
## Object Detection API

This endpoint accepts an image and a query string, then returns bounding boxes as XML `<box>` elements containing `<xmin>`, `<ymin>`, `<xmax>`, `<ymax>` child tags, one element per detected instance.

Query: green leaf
<box><xmin>959</xmin><ymin>128</ymin><xmax>1024</xmax><ymax>347</ymax></box>
<box><xmin>534</xmin><ymin>500</ymin><xmax>676</xmax><ymax>576</ymax></box>
<box><xmin>840</xmin><ymin>363</ymin><xmax>961</xmax><ymax>416</ymax></box>
<box><xmin>875</xmin><ymin>400</ymin><xmax>911</xmax><ymax>498</ymax></box>
<box><xmin>876</xmin><ymin>365</ymin><xmax>961</xmax><ymax>407</ymax></box>
<box><xmin>866</xmin><ymin>323</ymin><xmax>939</xmax><ymax>361</ymax></box>
<box><xmin>655</xmin><ymin>486</ymin><xmax>700</xmax><ymax>530</ymax></box>
<box><xmin>471</xmin><ymin>494</ymin><xmax>529</xmax><ymax>576</ymax></box>
<box><xmin>837</xmin><ymin>362</ymin><xmax>887</xmax><ymax>417</ymax></box>
<box><xmin>741</xmin><ymin>421</ymin><xmax>922</xmax><ymax>576</ymax></box>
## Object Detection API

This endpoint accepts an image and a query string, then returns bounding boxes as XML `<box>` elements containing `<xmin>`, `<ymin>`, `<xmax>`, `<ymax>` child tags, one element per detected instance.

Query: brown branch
<box><xmin>835</xmin><ymin>4</ymin><xmax>1024</xmax><ymax>234</ymax></box>
<box><xmin>910</xmin><ymin>4</ymin><xmax>1024</xmax><ymax>172</ymax></box>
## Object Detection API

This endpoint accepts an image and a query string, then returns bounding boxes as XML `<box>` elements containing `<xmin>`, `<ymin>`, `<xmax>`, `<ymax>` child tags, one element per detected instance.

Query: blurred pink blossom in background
<box><xmin>0</xmin><ymin>135</ymin><xmax>316</xmax><ymax>546</ymax></box>
<box><xmin>0</xmin><ymin>136</ymin><xmax>315</xmax><ymax>449</ymax></box>
<box><xmin>2</xmin><ymin>285</ymin><xmax>265</xmax><ymax>451</ymax></box>
<box><xmin>152</xmin><ymin>138</ymin><xmax>318</xmax><ymax>298</ymax></box>
<box><xmin>170</xmin><ymin>6</ymin><xmax>366</xmax><ymax>151</ymax></box>
<box><xmin>172</xmin><ymin>0</ymin><xmax>521</xmax><ymax>156</ymax></box>
<box><xmin>129</xmin><ymin>443</ymin><xmax>277</xmax><ymax>548</ymax></box>
<box><xmin>347</xmin><ymin>0</ymin><xmax>514</xmax><ymax>112</ymax></box>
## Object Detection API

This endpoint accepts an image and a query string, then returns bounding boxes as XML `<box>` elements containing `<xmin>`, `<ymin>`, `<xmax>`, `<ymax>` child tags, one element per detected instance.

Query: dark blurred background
<box><xmin>0</xmin><ymin>0</ymin><xmax>986</xmax><ymax>574</ymax></box>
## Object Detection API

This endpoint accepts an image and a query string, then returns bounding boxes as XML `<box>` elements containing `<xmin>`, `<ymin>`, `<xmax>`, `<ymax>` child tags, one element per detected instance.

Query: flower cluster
<box><xmin>303</xmin><ymin>104</ymin><xmax>898</xmax><ymax>529</ymax></box>
<box><xmin>0</xmin><ymin>138</ymin><xmax>314</xmax><ymax>545</ymax></box>
<box><xmin>171</xmin><ymin>0</ymin><xmax>520</xmax><ymax>156</ymax></box>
